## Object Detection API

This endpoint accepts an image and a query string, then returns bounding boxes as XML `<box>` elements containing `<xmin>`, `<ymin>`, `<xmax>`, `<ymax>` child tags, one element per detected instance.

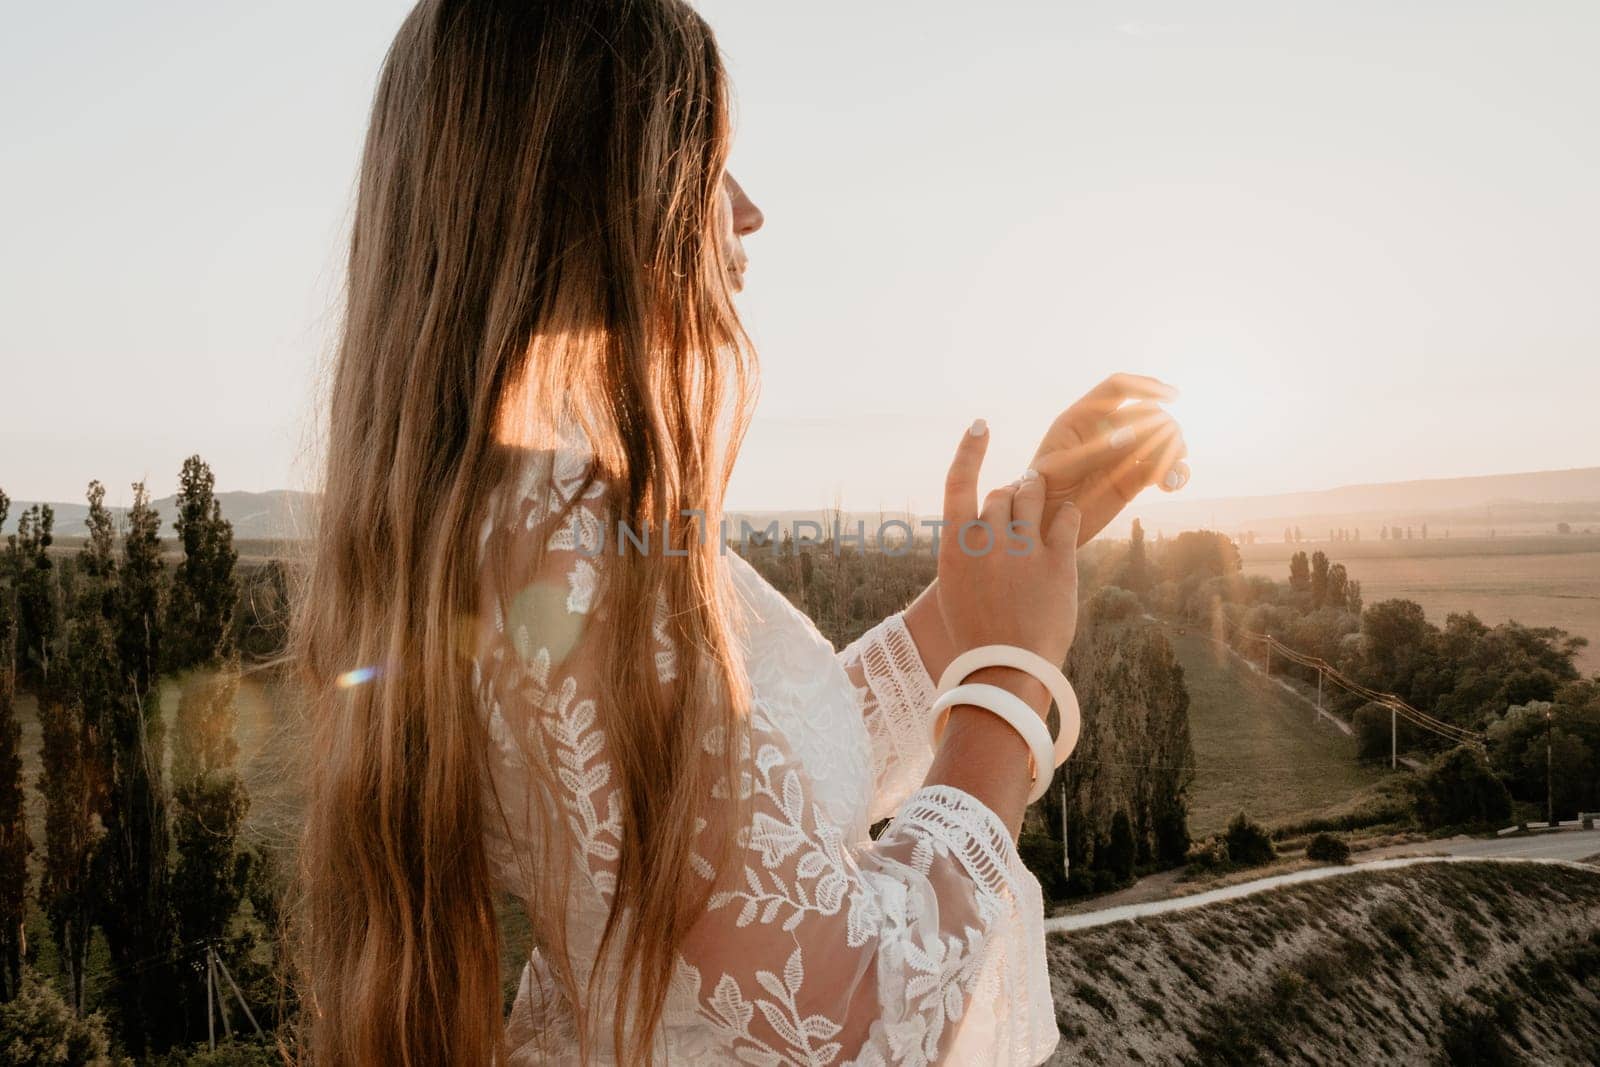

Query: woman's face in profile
<box><xmin>720</xmin><ymin>172</ymin><xmax>764</xmax><ymax>291</ymax></box>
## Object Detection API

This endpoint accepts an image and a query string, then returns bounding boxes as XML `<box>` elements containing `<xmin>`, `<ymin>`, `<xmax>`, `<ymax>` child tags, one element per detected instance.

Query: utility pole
<box><xmin>1546</xmin><ymin>706</ymin><xmax>1555</xmax><ymax>827</ymax></box>
<box><xmin>1391</xmin><ymin>704</ymin><xmax>1397</xmax><ymax>770</ymax></box>
<box><xmin>215</xmin><ymin>951</ymin><xmax>265</xmax><ymax>1037</ymax></box>
<box><xmin>206</xmin><ymin>947</ymin><xmax>216</xmax><ymax>1051</ymax></box>
<box><xmin>1060</xmin><ymin>778</ymin><xmax>1069</xmax><ymax>879</ymax></box>
<box><xmin>213</xmin><ymin>951</ymin><xmax>234</xmax><ymax>1041</ymax></box>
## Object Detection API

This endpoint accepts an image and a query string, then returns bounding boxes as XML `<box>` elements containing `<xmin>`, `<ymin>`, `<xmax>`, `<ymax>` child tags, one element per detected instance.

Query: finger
<box><xmin>1159</xmin><ymin>459</ymin><xmax>1192</xmax><ymax>493</ymax></box>
<box><xmin>1011</xmin><ymin>467</ymin><xmax>1046</xmax><ymax>540</ymax></box>
<box><xmin>1098</xmin><ymin>427</ymin><xmax>1186</xmax><ymax>507</ymax></box>
<box><xmin>1045</xmin><ymin>499</ymin><xmax>1083</xmax><ymax>549</ymax></box>
<box><xmin>1057</xmin><ymin>372</ymin><xmax>1179</xmax><ymax>427</ymax></box>
<box><xmin>955</xmin><ymin>481</ymin><xmax>1011</xmax><ymax>558</ymax></box>
<box><xmin>1035</xmin><ymin>401</ymin><xmax>1173</xmax><ymax>466</ymax></box>
<box><xmin>979</xmin><ymin>481</ymin><xmax>1016</xmax><ymax>531</ymax></box>
<box><xmin>1033</xmin><ymin>410</ymin><xmax>1180</xmax><ymax>492</ymax></box>
<box><xmin>943</xmin><ymin>418</ymin><xmax>990</xmax><ymax>531</ymax></box>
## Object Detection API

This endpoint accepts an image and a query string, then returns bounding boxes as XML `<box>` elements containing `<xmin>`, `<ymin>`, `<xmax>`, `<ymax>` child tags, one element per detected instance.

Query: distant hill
<box><xmin>17</xmin><ymin>466</ymin><xmax>1600</xmax><ymax>545</ymax></box>
<box><xmin>1124</xmin><ymin>466</ymin><xmax>1600</xmax><ymax>540</ymax></box>
<box><xmin>13</xmin><ymin>489</ymin><xmax>313</xmax><ymax>541</ymax></box>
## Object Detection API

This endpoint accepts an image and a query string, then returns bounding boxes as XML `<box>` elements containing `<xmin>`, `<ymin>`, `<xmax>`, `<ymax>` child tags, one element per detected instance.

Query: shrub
<box><xmin>149</xmin><ymin>1041</ymin><xmax>282</xmax><ymax>1067</ymax></box>
<box><xmin>1415</xmin><ymin>745</ymin><xmax>1513</xmax><ymax>830</ymax></box>
<box><xmin>1224</xmin><ymin>812</ymin><xmax>1276</xmax><ymax>867</ymax></box>
<box><xmin>0</xmin><ymin>973</ymin><xmax>122</xmax><ymax>1066</ymax></box>
<box><xmin>1305</xmin><ymin>832</ymin><xmax>1351</xmax><ymax>865</ymax></box>
<box><xmin>1185</xmin><ymin>836</ymin><xmax>1230</xmax><ymax>872</ymax></box>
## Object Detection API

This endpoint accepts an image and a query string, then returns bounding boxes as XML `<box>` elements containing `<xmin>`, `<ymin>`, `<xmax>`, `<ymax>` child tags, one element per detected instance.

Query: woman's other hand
<box><xmin>1027</xmin><ymin>372</ymin><xmax>1189</xmax><ymax>544</ymax></box>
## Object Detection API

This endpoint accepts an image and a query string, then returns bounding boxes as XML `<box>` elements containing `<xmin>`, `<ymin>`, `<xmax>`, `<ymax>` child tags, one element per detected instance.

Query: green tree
<box><xmin>1488</xmin><ymin>691</ymin><xmax>1600</xmax><ymax>817</ymax></box>
<box><xmin>164</xmin><ymin>457</ymin><xmax>238</xmax><ymax>672</ymax></box>
<box><xmin>1288</xmin><ymin>551</ymin><xmax>1310</xmax><ymax>593</ymax></box>
<box><xmin>98</xmin><ymin>484</ymin><xmax>177</xmax><ymax>1053</ymax></box>
<box><xmin>1159</xmin><ymin>530</ymin><xmax>1241</xmax><ymax>584</ymax></box>
<box><xmin>41</xmin><ymin>482</ymin><xmax>118</xmax><ymax>1013</ymax></box>
<box><xmin>1056</xmin><ymin>610</ymin><xmax>1194</xmax><ymax>890</ymax></box>
<box><xmin>36</xmin><ymin>697</ymin><xmax>97</xmax><ymax>1015</ymax></box>
<box><xmin>1122</xmin><ymin>518</ymin><xmax>1149</xmax><ymax>593</ymax></box>
<box><xmin>0</xmin><ymin>971</ymin><xmax>121</xmax><ymax>1066</ymax></box>
<box><xmin>6</xmin><ymin>503</ymin><xmax>60</xmax><ymax>684</ymax></box>
<box><xmin>1103</xmin><ymin>810</ymin><xmax>1137</xmax><ymax>883</ymax></box>
<box><xmin>166</xmin><ymin>458</ymin><xmax>253</xmax><ymax>1045</ymax></box>
<box><xmin>1326</xmin><ymin>562</ymin><xmax>1349</xmax><ymax>609</ymax></box>
<box><xmin>0</xmin><ymin>606</ymin><xmax>31</xmax><ymax>1002</ymax></box>
<box><xmin>1310</xmin><ymin>550</ymin><xmax>1329</xmax><ymax>608</ymax></box>
<box><xmin>1355</xmin><ymin>599</ymin><xmax>1434</xmax><ymax>703</ymax></box>
<box><xmin>1415</xmin><ymin>745</ymin><xmax>1511</xmax><ymax>829</ymax></box>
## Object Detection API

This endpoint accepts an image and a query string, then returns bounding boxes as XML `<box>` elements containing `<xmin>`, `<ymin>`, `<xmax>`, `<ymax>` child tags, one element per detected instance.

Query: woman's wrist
<box><xmin>901</xmin><ymin>579</ymin><xmax>957</xmax><ymax>681</ymax></box>
<box><xmin>959</xmin><ymin>665</ymin><xmax>1051</xmax><ymax>715</ymax></box>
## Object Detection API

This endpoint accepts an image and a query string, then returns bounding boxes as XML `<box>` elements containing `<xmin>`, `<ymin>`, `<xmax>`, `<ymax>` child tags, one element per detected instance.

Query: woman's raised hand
<box><xmin>1028</xmin><ymin>372</ymin><xmax>1189</xmax><ymax>545</ymax></box>
<box><xmin>936</xmin><ymin>420</ymin><xmax>1081</xmax><ymax>668</ymax></box>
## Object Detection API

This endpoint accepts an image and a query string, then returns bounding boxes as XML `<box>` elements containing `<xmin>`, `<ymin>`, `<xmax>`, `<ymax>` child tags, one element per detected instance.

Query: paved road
<box><xmin>1044</xmin><ymin>829</ymin><xmax>1600</xmax><ymax>934</ymax></box>
<box><xmin>1367</xmin><ymin>828</ymin><xmax>1600</xmax><ymax>863</ymax></box>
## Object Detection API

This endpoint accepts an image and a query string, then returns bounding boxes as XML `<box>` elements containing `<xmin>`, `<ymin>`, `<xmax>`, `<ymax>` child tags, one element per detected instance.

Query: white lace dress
<box><xmin>473</xmin><ymin>447</ymin><xmax>1059</xmax><ymax>1065</ymax></box>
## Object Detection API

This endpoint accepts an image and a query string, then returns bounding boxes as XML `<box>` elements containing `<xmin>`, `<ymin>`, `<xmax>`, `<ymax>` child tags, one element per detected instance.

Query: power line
<box><xmin>1221</xmin><ymin>621</ymin><xmax>1486</xmax><ymax>748</ymax></box>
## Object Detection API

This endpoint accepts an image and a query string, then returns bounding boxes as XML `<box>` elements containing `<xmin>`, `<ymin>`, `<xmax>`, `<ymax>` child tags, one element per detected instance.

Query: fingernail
<box><xmin>968</xmin><ymin>418</ymin><xmax>988</xmax><ymax>438</ymax></box>
<box><xmin>1021</xmin><ymin>467</ymin><xmax>1039</xmax><ymax>483</ymax></box>
<box><xmin>1109</xmin><ymin>425</ymin><xmax>1136</xmax><ymax>449</ymax></box>
<box><xmin>1164</xmin><ymin>465</ymin><xmax>1188</xmax><ymax>491</ymax></box>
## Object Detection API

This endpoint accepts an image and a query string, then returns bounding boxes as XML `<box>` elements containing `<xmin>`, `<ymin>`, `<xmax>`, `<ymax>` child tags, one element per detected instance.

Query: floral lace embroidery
<box><xmin>475</xmin><ymin>447</ymin><xmax>1058</xmax><ymax>1065</ymax></box>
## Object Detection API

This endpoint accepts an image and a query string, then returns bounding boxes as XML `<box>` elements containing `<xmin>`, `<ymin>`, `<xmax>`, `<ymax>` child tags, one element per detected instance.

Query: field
<box><xmin>1239</xmin><ymin>535</ymin><xmax>1600</xmax><ymax>677</ymax></box>
<box><xmin>1045</xmin><ymin>860</ymin><xmax>1600</xmax><ymax>1064</ymax></box>
<box><xmin>1164</xmin><ymin>626</ymin><xmax>1395</xmax><ymax>838</ymax></box>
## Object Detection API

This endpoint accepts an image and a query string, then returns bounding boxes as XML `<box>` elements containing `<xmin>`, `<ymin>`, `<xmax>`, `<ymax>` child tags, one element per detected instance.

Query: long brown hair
<box><xmin>293</xmin><ymin>1</ymin><xmax>755</xmax><ymax>1062</ymax></box>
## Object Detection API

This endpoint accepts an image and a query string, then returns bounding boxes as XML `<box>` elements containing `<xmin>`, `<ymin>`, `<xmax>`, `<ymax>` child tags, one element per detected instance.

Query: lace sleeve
<box><xmin>478</xmin><ymin>459</ymin><xmax>1057</xmax><ymax>1065</ymax></box>
<box><xmin>838</xmin><ymin>615</ymin><xmax>942</xmax><ymax>823</ymax></box>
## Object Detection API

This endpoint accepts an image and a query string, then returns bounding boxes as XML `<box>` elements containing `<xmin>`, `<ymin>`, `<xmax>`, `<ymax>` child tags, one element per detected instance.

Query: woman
<box><xmin>294</xmin><ymin>1</ymin><xmax>1188</xmax><ymax>1064</ymax></box>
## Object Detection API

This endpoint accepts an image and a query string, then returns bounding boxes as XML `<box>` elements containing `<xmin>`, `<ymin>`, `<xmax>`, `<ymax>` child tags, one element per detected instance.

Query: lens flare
<box><xmin>336</xmin><ymin>665</ymin><xmax>380</xmax><ymax>689</ymax></box>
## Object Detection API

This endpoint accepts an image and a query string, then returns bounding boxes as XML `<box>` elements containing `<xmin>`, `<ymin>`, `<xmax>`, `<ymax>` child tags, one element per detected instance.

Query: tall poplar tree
<box><xmin>97</xmin><ymin>483</ymin><xmax>176</xmax><ymax>1052</ymax></box>
<box><xmin>1288</xmin><ymin>550</ymin><xmax>1311</xmax><ymax>593</ymax></box>
<box><xmin>1124</xmin><ymin>518</ymin><xmax>1149</xmax><ymax>593</ymax></box>
<box><xmin>40</xmin><ymin>482</ymin><xmax>118</xmax><ymax>1013</ymax></box>
<box><xmin>1311</xmin><ymin>550</ymin><xmax>1330</xmax><ymax>609</ymax></box>
<box><xmin>0</xmin><ymin>489</ymin><xmax>33</xmax><ymax>1002</ymax></box>
<box><xmin>7</xmin><ymin>503</ymin><xmax>59</xmax><ymax>684</ymax></box>
<box><xmin>166</xmin><ymin>457</ymin><xmax>250</xmax><ymax>1041</ymax></box>
<box><xmin>164</xmin><ymin>456</ymin><xmax>238</xmax><ymax>672</ymax></box>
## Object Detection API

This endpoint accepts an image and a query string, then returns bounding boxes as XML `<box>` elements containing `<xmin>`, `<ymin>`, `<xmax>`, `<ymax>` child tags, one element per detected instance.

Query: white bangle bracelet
<box><xmin>933</xmin><ymin>645</ymin><xmax>1081</xmax><ymax>768</ymax></box>
<box><xmin>930</xmin><ymin>683</ymin><xmax>1057</xmax><ymax>803</ymax></box>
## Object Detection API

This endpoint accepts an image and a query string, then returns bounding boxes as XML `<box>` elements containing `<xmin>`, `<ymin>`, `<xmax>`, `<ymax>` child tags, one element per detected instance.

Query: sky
<box><xmin>3</xmin><ymin>1</ymin><xmax>1597</xmax><ymax>513</ymax></box>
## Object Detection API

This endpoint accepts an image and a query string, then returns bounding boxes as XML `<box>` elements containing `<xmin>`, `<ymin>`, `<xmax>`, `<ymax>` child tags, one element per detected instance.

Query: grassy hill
<box><xmin>1165</xmin><ymin>624</ymin><xmax>1396</xmax><ymax>838</ymax></box>
<box><xmin>1045</xmin><ymin>861</ymin><xmax>1600</xmax><ymax>1065</ymax></box>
